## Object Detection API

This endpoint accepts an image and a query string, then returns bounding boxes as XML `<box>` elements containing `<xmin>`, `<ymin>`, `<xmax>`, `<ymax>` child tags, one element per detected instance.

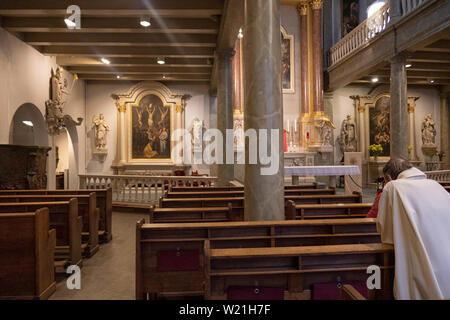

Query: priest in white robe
<box><xmin>377</xmin><ymin>158</ymin><xmax>450</xmax><ymax>300</ymax></box>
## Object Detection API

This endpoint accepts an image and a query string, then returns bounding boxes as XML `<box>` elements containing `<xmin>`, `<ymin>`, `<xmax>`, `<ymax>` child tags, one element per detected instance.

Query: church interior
<box><xmin>0</xmin><ymin>0</ymin><xmax>449</xmax><ymax>302</ymax></box>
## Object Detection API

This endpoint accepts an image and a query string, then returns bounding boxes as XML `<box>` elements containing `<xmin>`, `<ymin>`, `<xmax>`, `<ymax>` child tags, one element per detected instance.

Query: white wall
<box><xmin>331</xmin><ymin>84</ymin><xmax>441</xmax><ymax>165</ymax></box>
<box><xmin>0</xmin><ymin>27</ymin><xmax>87</xmax><ymax>188</ymax></box>
<box><xmin>280</xmin><ymin>5</ymin><xmax>302</xmax><ymax>123</ymax></box>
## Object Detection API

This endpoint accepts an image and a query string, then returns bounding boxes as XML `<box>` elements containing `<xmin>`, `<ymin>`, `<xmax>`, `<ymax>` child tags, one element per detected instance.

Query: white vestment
<box><xmin>377</xmin><ymin>167</ymin><xmax>450</xmax><ymax>300</ymax></box>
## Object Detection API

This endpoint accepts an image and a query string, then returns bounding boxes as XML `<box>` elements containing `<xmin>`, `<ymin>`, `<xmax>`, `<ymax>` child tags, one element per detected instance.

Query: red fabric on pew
<box><xmin>156</xmin><ymin>249</ymin><xmax>200</xmax><ymax>272</ymax></box>
<box><xmin>227</xmin><ymin>286</ymin><xmax>284</xmax><ymax>300</ymax></box>
<box><xmin>312</xmin><ymin>281</ymin><xmax>367</xmax><ymax>300</ymax></box>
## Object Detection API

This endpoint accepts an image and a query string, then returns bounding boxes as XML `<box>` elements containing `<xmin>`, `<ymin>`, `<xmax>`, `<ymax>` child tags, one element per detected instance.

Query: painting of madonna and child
<box><xmin>131</xmin><ymin>94</ymin><xmax>171</xmax><ymax>160</ymax></box>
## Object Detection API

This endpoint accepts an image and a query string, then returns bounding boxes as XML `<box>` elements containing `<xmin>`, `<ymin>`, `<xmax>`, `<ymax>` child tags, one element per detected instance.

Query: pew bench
<box><xmin>165</xmin><ymin>188</ymin><xmax>337</xmax><ymax>199</ymax></box>
<box><xmin>206</xmin><ymin>243</ymin><xmax>394</xmax><ymax>300</ymax></box>
<box><xmin>0</xmin><ymin>200</ymin><xmax>82</xmax><ymax>271</ymax></box>
<box><xmin>169</xmin><ymin>183</ymin><xmax>318</xmax><ymax>193</ymax></box>
<box><xmin>285</xmin><ymin>193</ymin><xmax>362</xmax><ymax>205</ymax></box>
<box><xmin>0</xmin><ymin>194</ymin><xmax>99</xmax><ymax>257</ymax></box>
<box><xmin>285</xmin><ymin>202</ymin><xmax>372</xmax><ymax>220</ymax></box>
<box><xmin>0</xmin><ymin>188</ymin><xmax>112</xmax><ymax>243</ymax></box>
<box><xmin>0</xmin><ymin>209</ymin><xmax>56</xmax><ymax>300</ymax></box>
<box><xmin>136</xmin><ymin>218</ymin><xmax>381</xmax><ymax>299</ymax></box>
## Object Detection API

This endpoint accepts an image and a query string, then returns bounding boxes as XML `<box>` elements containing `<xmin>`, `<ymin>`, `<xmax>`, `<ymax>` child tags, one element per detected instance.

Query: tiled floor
<box><xmin>50</xmin><ymin>186</ymin><xmax>378</xmax><ymax>300</ymax></box>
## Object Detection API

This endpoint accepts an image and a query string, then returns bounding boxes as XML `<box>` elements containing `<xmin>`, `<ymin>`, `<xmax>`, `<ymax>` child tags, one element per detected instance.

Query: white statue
<box><xmin>339</xmin><ymin>115</ymin><xmax>357</xmax><ymax>153</ymax></box>
<box><xmin>421</xmin><ymin>114</ymin><xmax>436</xmax><ymax>146</ymax></box>
<box><xmin>190</xmin><ymin>118</ymin><xmax>205</xmax><ymax>152</ymax></box>
<box><xmin>93</xmin><ymin>114</ymin><xmax>109</xmax><ymax>151</ymax></box>
<box><xmin>316</xmin><ymin>119</ymin><xmax>334</xmax><ymax>147</ymax></box>
<box><xmin>46</xmin><ymin>67</ymin><xmax>83</xmax><ymax>134</ymax></box>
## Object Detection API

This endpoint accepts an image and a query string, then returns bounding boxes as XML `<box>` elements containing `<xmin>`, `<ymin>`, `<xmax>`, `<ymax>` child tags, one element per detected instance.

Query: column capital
<box><xmin>175</xmin><ymin>105</ymin><xmax>184</xmax><ymax>113</ymax></box>
<box><xmin>408</xmin><ymin>106</ymin><xmax>415</xmax><ymax>113</ymax></box>
<box><xmin>310</xmin><ymin>0</ymin><xmax>323</xmax><ymax>10</ymax></box>
<box><xmin>117</xmin><ymin>104</ymin><xmax>126</xmax><ymax>113</ymax></box>
<box><xmin>297</xmin><ymin>1</ymin><xmax>309</xmax><ymax>15</ymax></box>
<box><xmin>390</xmin><ymin>52</ymin><xmax>408</xmax><ymax>64</ymax></box>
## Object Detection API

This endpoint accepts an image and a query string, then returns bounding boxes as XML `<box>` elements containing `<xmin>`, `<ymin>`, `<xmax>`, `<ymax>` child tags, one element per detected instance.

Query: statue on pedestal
<box><xmin>339</xmin><ymin>115</ymin><xmax>357</xmax><ymax>153</ymax></box>
<box><xmin>92</xmin><ymin>114</ymin><xmax>109</xmax><ymax>151</ymax></box>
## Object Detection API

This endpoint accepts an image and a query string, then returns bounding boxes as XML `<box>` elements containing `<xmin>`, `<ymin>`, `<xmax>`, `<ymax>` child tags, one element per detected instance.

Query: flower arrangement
<box><xmin>426</xmin><ymin>148</ymin><xmax>438</xmax><ymax>159</ymax></box>
<box><xmin>438</xmin><ymin>151</ymin><xmax>445</xmax><ymax>162</ymax></box>
<box><xmin>408</xmin><ymin>145</ymin><xmax>412</xmax><ymax>154</ymax></box>
<box><xmin>369</xmin><ymin>144</ymin><xmax>383</xmax><ymax>158</ymax></box>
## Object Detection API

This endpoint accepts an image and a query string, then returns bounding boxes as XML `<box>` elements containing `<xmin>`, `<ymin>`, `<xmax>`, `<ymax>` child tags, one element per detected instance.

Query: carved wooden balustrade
<box><xmin>79</xmin><ymin>174</ymin><xmax>217</xmax><ymax>204</ymax></box>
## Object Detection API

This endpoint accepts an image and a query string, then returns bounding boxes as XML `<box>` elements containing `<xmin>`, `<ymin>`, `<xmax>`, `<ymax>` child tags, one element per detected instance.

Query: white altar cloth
<box><xmin>284</xmin><ymin>165</ymin><xmax>360</xmax><ymax>176</ymax></box>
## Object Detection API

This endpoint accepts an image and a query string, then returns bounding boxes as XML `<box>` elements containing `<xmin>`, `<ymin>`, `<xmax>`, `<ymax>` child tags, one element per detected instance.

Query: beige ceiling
<box><xmin>0</xmin><ymin>0</ymin><xmax>224</xmax><ymax>83</ymax></box>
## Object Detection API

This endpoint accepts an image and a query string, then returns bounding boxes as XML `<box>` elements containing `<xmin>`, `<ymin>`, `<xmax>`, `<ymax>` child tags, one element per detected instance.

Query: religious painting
<box><xmin>131</xmin><ymin>94</ymin><xmax>171</xmax><ymax>160</ymax></box>
<box><xmin>342</xmin><ymin>0</ymin><xmax>360</xmax><ymax>36</ymax></box>
<box><xmin>369</xmin><ymin>95</ymin><xmax>390</xmax><ymax>156</ymax></box>
<box><xmin>281</xmin><ymin>27</ymin><xmax>294</xmax><ymax>93</ymax></box>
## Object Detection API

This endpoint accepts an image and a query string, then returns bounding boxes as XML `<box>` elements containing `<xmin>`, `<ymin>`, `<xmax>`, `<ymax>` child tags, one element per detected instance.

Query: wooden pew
<box><xmin>341</xmin><ymin>284</ymin><xmax>367</xmax><ymax>300</ymax></box>
<box><xmin>0</xmin><ymin>209</ymin><xmax>56</xmax><ymax>300</ymax></box>
<box><xmin>149</xmin><ymin>205</ymin><xmax>235</xmax><ymax>223</ymax></box>
<box><xmin>206</xmin><ymin>243</ymin><xmax>394</xmax><ymax>300</ymax></box>
<box><xmin>285</xmin><ymin>201</ymin><xmax>372</xmax><ymax>220</ymax></box>
<box><xmin>285</xmin><ymin>193</ymin><xmax>362</xmax><ymax>205</ymax></box>
<box><xmin>165</xmin><ymin>188</ymin><xmax>337</xmax><ymax>199</ymax></box>
<box><xmin>0</xmin><ymin>200</ymin><xmax>82</xmax><ymax>270</ymax></box>
<box><xmin>169</xmin><ymin>183</ymin><xmax>318</xmax><ymax>193</ymax></box>
<box><xmin>0</xmin><ymin>194</ymin><xmax>99</xmax><ymax>257</ymax></box>
<box><xmin>0</xmin><ymin>188</ymin><xmax>112</xmax><ymax>243</ymax></box>
<box><xmin>136</xmin><ymin>218</ymin><xmax>381</xmax><ymax>299</ymax></box>
<box><xmin>445</xmin><ymin>186</ymin><xmax>450</xmax><ymax>193</ymax></box>
<box><xmin>438</xmin><ymin>181</ymin><xmax>450</xmax><ymax>187</ymax></box>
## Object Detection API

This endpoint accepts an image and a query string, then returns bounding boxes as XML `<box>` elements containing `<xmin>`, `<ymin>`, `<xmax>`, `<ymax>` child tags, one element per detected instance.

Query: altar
<box><xmin>285</xmin><ymin>165</ymin><xmax>361</xmax><ymax>194</ymax></box>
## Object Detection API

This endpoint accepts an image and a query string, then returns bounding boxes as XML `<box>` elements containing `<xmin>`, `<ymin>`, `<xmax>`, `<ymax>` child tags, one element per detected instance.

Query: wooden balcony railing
<box><xmin>329</xmin><ymin>0</ymin><xmax>428</xmax><ymax>67</ymax></box>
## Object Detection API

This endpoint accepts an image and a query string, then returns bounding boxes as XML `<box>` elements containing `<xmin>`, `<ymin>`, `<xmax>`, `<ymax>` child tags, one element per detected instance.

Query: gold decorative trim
<box><xmin>297</xmin><ymin>1</ymin><xmax>309</xmax><ymax>15</ymax></box>
<box><xmin>233</xmin><ymin>109</ymin><xmax>243</xmax><ymax>116</ymax></box>
<box><xmin>175</xmin><ymin>105</ymin><xmax>184</xmax><ymax>113</ymax></box>
<box><xmin>117</xmin><ymin>105</ymin><xmax>127</xmax><ymax>113</ymax></box>
<box><xmin>408</xmin><ymin>106</ymin><xmax>415</xmax><ymax>113</ymax></box>
<box><xmin>310</xmin><ymin>0</ymin><xmax>323</xmax><ymax>10</ymax></box>
<box><xmin>358</xmin><ymin>106</ymin><xmax>365</xmax><ymax>113</ymax></box>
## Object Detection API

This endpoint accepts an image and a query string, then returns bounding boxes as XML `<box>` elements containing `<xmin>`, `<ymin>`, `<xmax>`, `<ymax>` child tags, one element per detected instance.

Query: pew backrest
<box><xmin>0</xmin><ymin>208</ymin><xmax>56</xmax><ymax>300</ymax></box>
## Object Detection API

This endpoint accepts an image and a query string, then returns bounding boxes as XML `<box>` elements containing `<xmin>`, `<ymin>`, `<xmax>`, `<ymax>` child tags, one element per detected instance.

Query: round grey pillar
<box><xmin>243</xmin><ymin>0</ymin><xmax>284</xmax><ymax>221</ymax></box>
<box><xmin>390</xmin><ymin>54</ymin><xmax>409</xmax><ymax>159</ymax></box>
<box><xmin>216</xmin><ymin>51</ymin><xmax>235</xmax><ymax>186</ymax></box>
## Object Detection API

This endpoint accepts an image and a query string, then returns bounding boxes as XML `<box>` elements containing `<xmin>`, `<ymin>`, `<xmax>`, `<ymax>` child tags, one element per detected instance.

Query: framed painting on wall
<box><xmin>369</xmin><ymin>95</ymin><xmax>390</xmax><ymax>157</ymax></box>
<box><xmin>281</xmin><ymin>27</ymin><xmax>294</xmax><ymax>93</ymax></box>
<box><xmin>130</xmin><ymin>93</ymin><xmax>171</xmax><ymax>160</ymax></box>
<box><xmin>342</xmin><ymin>0</ymin><xmax>360</xmax><ymax>37</ymax></box>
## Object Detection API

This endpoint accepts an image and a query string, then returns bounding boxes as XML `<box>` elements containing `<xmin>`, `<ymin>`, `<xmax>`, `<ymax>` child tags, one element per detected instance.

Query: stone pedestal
<box><xmin>284</xmin><ymin>152</ymin><xmax>316</xmax><ymax>184</ymax></box>
<box><xmin>344</xmin><ymin>152</ymin><xmax>363</xmax><ymax>195</ymax></box>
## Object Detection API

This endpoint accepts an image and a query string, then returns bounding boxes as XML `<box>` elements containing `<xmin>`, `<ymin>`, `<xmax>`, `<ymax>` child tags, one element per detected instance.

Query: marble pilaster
<box><xmin>440</xmin><ymin>91</ymin><xmax>450</xmax><ymax>169</ymax></box>
<box><xmin>243</xmin><ymin>0</ymin><xmax>284</xmax><ymax>221</ymax></box>
<box><xmin>390</xmin><ymin>54</ymin><xmax>408</xmax><ymax>159</ymax></box>
<box><xmin>298</xmin><ymin>1</ymin><xmax>309</xmax><ymax>149</ymax></box>
<box><xmin>216</xmin><ymin>50</ymin><xmax>235</xmax><ymax>186</ymax></box>
<box><xmin>407</xmin><ymin>97</ymin><xmax>419</xmax><ymax>161</ymax></box>
<box><xmin>311</xmin><ymin>0</ymin><xmax>324</xmax><ymax>114</ymax></box>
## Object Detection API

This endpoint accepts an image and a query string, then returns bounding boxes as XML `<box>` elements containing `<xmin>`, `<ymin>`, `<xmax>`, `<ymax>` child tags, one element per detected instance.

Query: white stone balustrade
<box><xmin>79</xmin><ymin>174</ymin><xmax>217</xmax><ymax>204</ymax></box>
<box><xmin>425</xmin><ymin>170</ymin><xmax>450</xmax><ymax>182</ymax></box>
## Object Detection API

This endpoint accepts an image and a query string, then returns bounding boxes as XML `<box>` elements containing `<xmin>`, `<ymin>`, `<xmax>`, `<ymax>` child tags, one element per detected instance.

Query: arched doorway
<box><xmin>55</xmin><ymin>124</ymin><xmax>79</xmax><ymax>189</ymax></box>
<box><xmin>9</xmin><ymin>103</ymin><xmax>48</xmax><ymax>146</ymax></box>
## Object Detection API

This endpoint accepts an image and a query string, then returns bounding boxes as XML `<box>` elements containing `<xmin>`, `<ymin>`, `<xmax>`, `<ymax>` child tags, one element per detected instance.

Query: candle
<box><xmin>294</xmin><ymin>119</ymin><xmax>297</xmax><ymax>132</ymax></box>
<box><xmin>286</xmin><ymin>120</ymin><xmax>290</xmax><ymax>132</ymax></box>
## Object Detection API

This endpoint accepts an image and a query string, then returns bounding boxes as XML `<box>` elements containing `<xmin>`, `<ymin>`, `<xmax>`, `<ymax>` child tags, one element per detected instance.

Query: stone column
<box><xmin>311</xmin><ymin>0</ymin><xmax>324</xmax><ymax>114</ymax></box>
<box><xmin>440</xmin><ymin>91</ymin><xmax>450</xmax><ymax>169</ymax></box>
<box><xmin>390</xmin><ymin>54</ymin><xmax>408</xmax><ymax>159</ymax></box>
<box><xmin>118</xmin><ymin>105</ymin><xmax>127</xmax><ymax>164</ymax></box>
<box><xmin>174</xmin><ymin>105</ymin><xmax>184</xmax><ymax>164</ymax></box>
<box><xmin>216</xmin><ymin>50</ymin><xmax>235</xmax><ymax>186</ymax></box>
<box><xmin>244</xmin><ymin>0</ymin><xmax>284</xmax><ymax>221</ymax></box>
<box><xmin>298</xmin><ymin>1</ymin><xmax>309</xmax><ymax>148</ymax></box>
<box><xmin>407</xmin><ymin>97</ymin><xmax>419</xmax><ymax>161</ymax></box>
<box><xmin>232</xmin><ymin>39</ymin><xmax>242</xmax><ymax>113</ymax></box>
<box><xmin>47</xmin><ymin>135</ymin><xmax>56</xmax><ymax>189</ymax></box>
